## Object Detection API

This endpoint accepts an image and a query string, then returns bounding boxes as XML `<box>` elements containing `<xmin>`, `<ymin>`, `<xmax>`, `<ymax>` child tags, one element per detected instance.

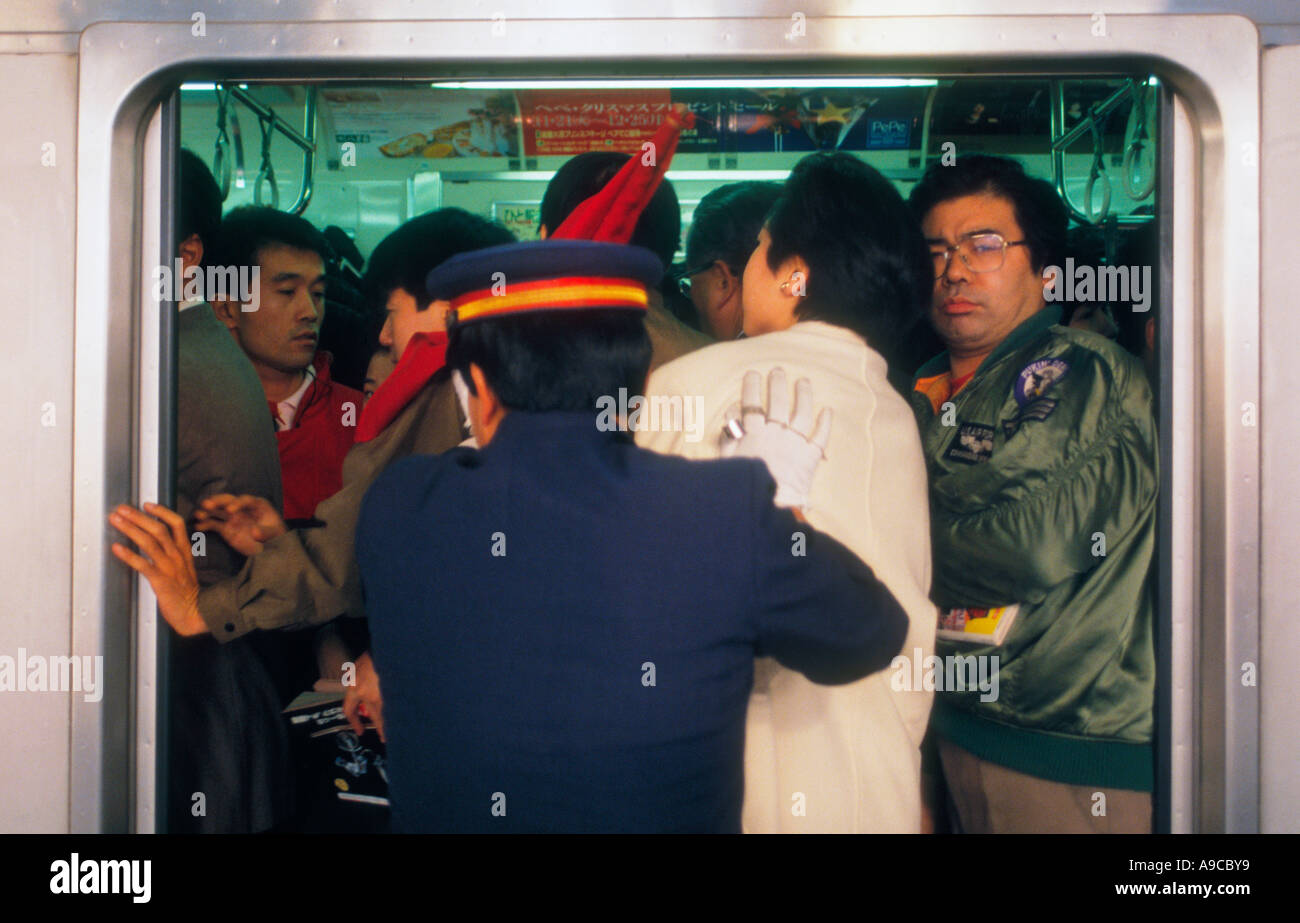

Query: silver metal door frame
<box><xmin>73</xmin><ymin>13</ymin><xmax>1260</xmax><ymax>832</ymax></box>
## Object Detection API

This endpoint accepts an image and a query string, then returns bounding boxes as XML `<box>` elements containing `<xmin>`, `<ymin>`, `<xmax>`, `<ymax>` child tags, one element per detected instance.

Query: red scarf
<box><xmin>352</xmin><ymin>109</ymin><xmax>691</xmax><ymax>444</ymax></box>
<box><xmin>551</xmin><ymin>107</ymin><xmax>694</xmax><ymax>244</ymax></box>
<box><xmin>355</xmin><ymin>331</ymin><xmax>449</xmax><ymax>442</ymax></box>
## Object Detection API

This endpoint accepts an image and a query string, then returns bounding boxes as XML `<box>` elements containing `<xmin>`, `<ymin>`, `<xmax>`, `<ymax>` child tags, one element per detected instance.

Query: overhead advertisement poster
<box><xmin>326</xmin><ymin>86</ymin><xmax>925</xmax><ymax>163</ymax></box>
<box><xmin>327</xmin><ymin>88</ymin><xmax>519</xmax><ymax>160</ymax></box>
<box><xmin>516</xmin><ymin>90</ymin><xmax>679</xmax><ymax>156</ymax></box>
<box><xmin>724</xmin><ymin>89</ymin><xmax>923</xmax><ymax>152</ymax></box>
<box><xmin>515</xmin><ymin>88</ymin><xmax>923</xmax><ymax>157</ymax></box>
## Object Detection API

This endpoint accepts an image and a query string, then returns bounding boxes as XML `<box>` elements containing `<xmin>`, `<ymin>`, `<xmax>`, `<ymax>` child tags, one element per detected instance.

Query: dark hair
<box><xmin>539</xmin><ymin>152</ymin><xmax>681</xmax><ymax>270</ymax></box>
<box><xmin>447</xmin><ymin>310</ymin><xmax>652</xmax><ymax>413</ymax></box>
<box><xmin>363</xmin><ymin>208</ymin><xmax>515</xmax><ymax>312</ymax></box>
<box><xmin>177</xmin><ymin>149</ymin><xmax>223</xmax><ymax>266</ymax></box>
<box><xmin>765</xmin><ymin>152</ymin><xmax>931</xmax><ymax>357</ymax></box>
<box><xmin>686</xmin><ymin>181</ymin><xmax>783</xmax><ymax>274</ymax></box>
<box><xmin>206</xmin><ymin>205</ymin><xmax>333</xmax><ymax>274</ymax></box>
<box><xmin>907</xmin><ymin>154</ymin><xmax>1068</xmax><ymax>274</ymax></box>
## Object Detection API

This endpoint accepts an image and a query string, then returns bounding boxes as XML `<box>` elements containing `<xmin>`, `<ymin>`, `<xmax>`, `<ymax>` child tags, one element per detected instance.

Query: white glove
<box><xmin>720</xmin><ymin>368</ymin><xmax>832</xmax><ymax>509</ymax></box>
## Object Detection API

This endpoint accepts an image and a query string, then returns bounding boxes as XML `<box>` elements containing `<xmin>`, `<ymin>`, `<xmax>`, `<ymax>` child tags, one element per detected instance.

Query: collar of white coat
<box><xmin>762</xmin><ymin>320</ymin><xmax>890</xmax><ymax>380</ymax></box>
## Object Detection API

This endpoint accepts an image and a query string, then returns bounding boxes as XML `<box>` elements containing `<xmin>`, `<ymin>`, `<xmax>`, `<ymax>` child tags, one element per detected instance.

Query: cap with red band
<box><xmin>428</xmin><ymin>106</ymin><xmax>693</xmax><ymax>326</ymax></box>
<box><xmin>428</xmin><ymin>239</ymin><xmax>664</xmax><ymax>326</ymax></box>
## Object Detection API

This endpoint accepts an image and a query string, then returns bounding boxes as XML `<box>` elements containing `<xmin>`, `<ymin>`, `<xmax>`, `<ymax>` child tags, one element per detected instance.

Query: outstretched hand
<box><xmin>194</xmin><ymin>493</ymin><xmax>287</xmax><ymax>557</ymax></box>
<box><xmin>109</xmin><ymin>502</ymin><xmax>208</xmax><ymax>636</ymax></box>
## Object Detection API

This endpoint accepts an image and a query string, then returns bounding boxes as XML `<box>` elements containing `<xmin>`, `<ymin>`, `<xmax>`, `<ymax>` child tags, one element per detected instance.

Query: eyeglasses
<box><xmin>672</xmin><ymin>262</ymin><xmax>716</xmax><ymax>297</ymax></box>
<box><xmin>930</xmin><ymin>233</ymin><xmax>1028</xmax><ymax>279</ymax></box>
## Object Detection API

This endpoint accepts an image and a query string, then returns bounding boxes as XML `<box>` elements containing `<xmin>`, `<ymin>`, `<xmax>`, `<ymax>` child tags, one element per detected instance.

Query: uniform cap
<box><xmin>427</xmin><ymin>239</ymin><xmax>664</xmax><ymax>326</ymax></box>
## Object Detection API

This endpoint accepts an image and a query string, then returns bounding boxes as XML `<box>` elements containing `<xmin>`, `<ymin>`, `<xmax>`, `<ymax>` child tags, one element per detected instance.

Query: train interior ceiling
<box><xmin>177</xmin><ymin>76</ymin><xmax>1160</xmax><ymax>381</ymax></box>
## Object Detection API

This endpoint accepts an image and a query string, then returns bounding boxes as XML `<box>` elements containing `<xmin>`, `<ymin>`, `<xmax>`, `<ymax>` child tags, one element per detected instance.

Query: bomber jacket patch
<box><xmin>944</xmin><ymin>422</ymin><xmax>996</xmax><ymax>465</ymax></box>
<box><xmin>1013</xmin><ymin>358</ymin><xmax>1070</xmax><ymax>406</ymax></box>
<box><xmin>1001</xmin><ymin>397</ymin><xmax>1059</xmax><ymax>439</ymax></box>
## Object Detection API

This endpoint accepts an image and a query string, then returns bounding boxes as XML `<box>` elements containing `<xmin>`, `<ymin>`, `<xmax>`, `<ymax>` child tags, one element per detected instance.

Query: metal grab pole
<box><xmin>221</xmin><ymin>85</ymin><xmax>317</xmax><ymax>214</ymax></box>
<box><xmin>1050</xmin><ymin>79</ymin><xmax>1153</xmax><ymax>226</ymax></box>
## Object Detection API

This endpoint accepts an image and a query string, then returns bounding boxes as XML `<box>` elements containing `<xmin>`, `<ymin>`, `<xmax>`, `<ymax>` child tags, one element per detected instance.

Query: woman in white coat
<box><xmin>638</xmin><ymin>151</ymin><xmax>938</xmax><ymax>832</ymax></box>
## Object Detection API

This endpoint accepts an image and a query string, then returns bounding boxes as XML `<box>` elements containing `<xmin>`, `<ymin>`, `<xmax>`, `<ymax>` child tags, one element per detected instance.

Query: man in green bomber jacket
<box><xmin>907</xmin><ymin>155</ymin><xmax>1158</xmax><ymax>833</ymax></box>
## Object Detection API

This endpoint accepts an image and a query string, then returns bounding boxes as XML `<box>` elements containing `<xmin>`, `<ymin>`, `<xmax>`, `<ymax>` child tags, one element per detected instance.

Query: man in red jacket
<box><xmin>206</xmin><ymin>207</ymin><xmax>366</xmax><ymax>702</ymax></box>
<box><xmin>207</xmin><ymin>206</ymin><xmax>365</xmax><ymax>523</ymax></box>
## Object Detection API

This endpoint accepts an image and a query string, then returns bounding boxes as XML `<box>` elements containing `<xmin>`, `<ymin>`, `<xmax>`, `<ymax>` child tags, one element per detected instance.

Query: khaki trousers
<box><xmin>938</xmin><ymin>738</ymin><xmax>1152</xmax><ymax>834</ymax></box>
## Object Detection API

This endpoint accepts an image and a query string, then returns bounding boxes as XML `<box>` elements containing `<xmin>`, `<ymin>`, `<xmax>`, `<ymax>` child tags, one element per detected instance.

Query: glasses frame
<box><xmin>672</xmin><ymin>260</ymin><xmax>719</xmax><ymax>297</ymax></box>
<box><xmin>931</xmin><ymin>232</ymin><xmax>1029</xmax><ymax>279</ymax></box>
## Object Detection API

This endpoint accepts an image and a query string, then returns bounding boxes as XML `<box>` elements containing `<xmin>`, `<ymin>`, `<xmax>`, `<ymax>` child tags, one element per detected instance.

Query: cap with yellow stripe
<box><xmin>427</xmin><ymin>239</ymin><xmax>664</xmax><ymax>328</ymax></box>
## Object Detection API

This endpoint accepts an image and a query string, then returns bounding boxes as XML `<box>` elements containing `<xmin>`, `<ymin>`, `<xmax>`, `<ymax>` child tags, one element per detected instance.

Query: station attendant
<box><xmin>355</xmin><ymin>238</ymin><xmax>911</xmax><ymax>832</ymax></box>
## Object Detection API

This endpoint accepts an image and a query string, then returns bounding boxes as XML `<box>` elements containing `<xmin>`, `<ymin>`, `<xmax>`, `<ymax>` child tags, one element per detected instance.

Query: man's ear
<box><xmin>787</xmin><ymin>255</ymin><xmax>811</xmax><ymax>298</ymax></box>
<box><xmin>209</xmin><ymin>296</ymin><xmax>241</xmax><ymax>331</ymax></box>
<box><xmin>469</xmin><ymin>363</ymin><xmax>496</xmax><ymax>414</ymax></box>
<box><xmin>716</xmin><ymin>260</ymin><xmax>738</xmax><ymax>293</ymax></box>
<box><xmin>468</xmin><ymin>362</ymin><xmax>508</xmax><ymax>445</ymax></box>
<box><xmin>178</xmin><ymin>233</ymin><xmax>203</xmax><ymax>274</ymax></box>
<box><xmin>537</xmin><ymin>224</ymin><xmax>549</xmax><ymax>240</ymax></box>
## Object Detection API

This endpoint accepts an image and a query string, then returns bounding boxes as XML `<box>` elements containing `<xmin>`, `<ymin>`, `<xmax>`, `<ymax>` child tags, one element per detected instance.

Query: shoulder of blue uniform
<box><xmin>361</xmin><ymin>449</ymin><xmax>471</xmax><ymax>520</ymax></box>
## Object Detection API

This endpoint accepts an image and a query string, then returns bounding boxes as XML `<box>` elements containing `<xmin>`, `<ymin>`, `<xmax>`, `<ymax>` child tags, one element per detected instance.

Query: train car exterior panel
<box><xmin>0</xmin><ymin>0</ymin><xmax>1285</xmax><ymax>832</ymax></box>
<box><xmin>0</xmin><ymin>48</ymin><xmax>78</xmax><ymax>834</ymax></box>
<box><xmin>1258</xmin><ymin>43</ymin><xmax>1300</xmax><ymax>836</ymax></box>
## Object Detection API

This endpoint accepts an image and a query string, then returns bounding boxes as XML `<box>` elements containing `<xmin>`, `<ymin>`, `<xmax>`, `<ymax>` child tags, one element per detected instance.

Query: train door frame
<box><xmin>72</xmin><ymin>13</ymin><xmax>1262</xmax><ymax>832</ymax></box>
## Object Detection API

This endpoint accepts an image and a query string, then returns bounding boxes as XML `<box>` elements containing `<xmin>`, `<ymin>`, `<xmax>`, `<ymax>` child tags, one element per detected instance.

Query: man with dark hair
<box><xmin>110</xmin><ymin>151</ymin><xmax>291</xmax><ymax>832</ymax></box>
<box><xmin>109</xmin><ymin>209</ymin><xmax>514</xmax><ymax>694</ymax></box>
<box><xmin>355</xmin><ymin>238</ymin><xmax>909</xmax><ymax>832</ymax></box>
<box><xmin>540</xmin><ymin>153</ymin><xmax>683</xmax><ymax>267</ymax></box>
<box><xmin>680</xmin><ymin>181</ymin><xmax>782</xmax><ymax>340</ymax></box>
<box><xmin>539</xmin><ymin>150</ymin><xmax>711</xmax><ymax>367</ymax></box>
<box><xmin>758</xmin><ymin>152</ymin><xmax>933</xmax><ymax>372</ymax></box>
<box><xmin>207</xmin><ymin>206</ymin><xmax>363</xmax><ymax>524</ymax></box>
<box><xmin>906</xmin><ymin>153</ymin><xmax>1069</xmax><ymax>282</ymax></box>
<box><xmin>907</xmin><ymin>154</ymin><xmax>1157</xmax><ymax>833</ymax></box>
<box><xmin>639</xmin><ymin>151</ymin><xmax>938</xmax><ymax>833</ymax></box>
<box><xmin>176</xmin><ymin>148</ymin><xmax>223</xmax><ymax>272</ymax></box>
<box><xmin>201</xmin><ymin>207</ymin><xmax>366</xmax><ymax>706</ymax></box>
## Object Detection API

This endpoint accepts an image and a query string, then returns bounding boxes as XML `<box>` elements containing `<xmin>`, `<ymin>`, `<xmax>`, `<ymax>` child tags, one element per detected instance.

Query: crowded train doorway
<box><xmin>157</xmin><ymin>72</ymin><xmax>1170</xmax><ymax>832</ymax></box>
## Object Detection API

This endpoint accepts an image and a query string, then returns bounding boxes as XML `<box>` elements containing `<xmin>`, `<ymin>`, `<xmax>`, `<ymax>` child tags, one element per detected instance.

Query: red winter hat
<box><xmin>550</xmin><ymin>105</ymin><xmax>695</xmax><ymax>244</ymax></box>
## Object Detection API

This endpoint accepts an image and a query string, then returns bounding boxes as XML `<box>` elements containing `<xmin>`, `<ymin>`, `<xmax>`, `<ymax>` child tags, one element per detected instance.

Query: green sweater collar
<box><xmin>913</xmin><ymin>305</ymin><xmax>1064</xmax><ymax>382</ymax></box>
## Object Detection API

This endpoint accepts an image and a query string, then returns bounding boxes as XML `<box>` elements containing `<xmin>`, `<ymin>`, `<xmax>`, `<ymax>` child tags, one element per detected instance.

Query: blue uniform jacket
<box><xmin>356</xmin><ymin>410</ymin><xmax>908</xmax><ymax>833</ymax></box>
